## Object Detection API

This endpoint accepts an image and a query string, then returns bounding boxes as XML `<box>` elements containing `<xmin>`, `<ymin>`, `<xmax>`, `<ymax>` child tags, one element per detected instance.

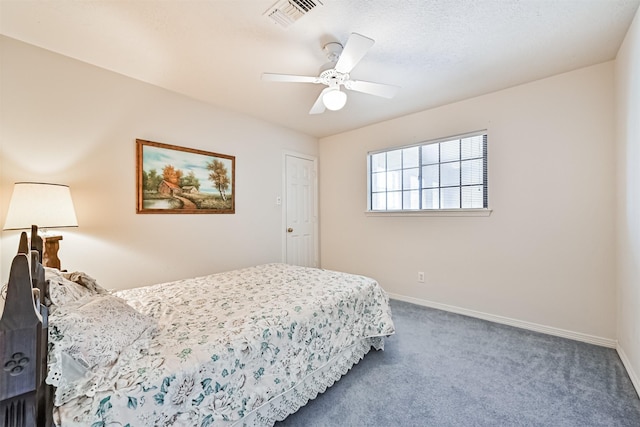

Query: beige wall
<box><xmin>0</xmin><ymin>36</ymin><xmax>318</xmax><ymax>290</ymax></box>
<box><xmin>319</xmin><ymin>62</ymin><xmax>617</xmax><ymax>342</ymax></box>
<box><xmin>615</xmin><ymin>7</ymin><xmax>640</xmax><ymax>390</ymax></box>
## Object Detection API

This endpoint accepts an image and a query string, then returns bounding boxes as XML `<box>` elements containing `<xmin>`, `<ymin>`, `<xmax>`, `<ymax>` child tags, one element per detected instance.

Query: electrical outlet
<box><xmin>417</xmin><ymin>272</ymin><xmax>425</xmax><ymax>283</ymax></box>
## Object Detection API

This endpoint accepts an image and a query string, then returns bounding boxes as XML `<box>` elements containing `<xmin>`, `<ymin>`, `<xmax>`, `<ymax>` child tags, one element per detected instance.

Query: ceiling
<box><xmin>1</xmin><ymin>0</ymin><xmax>638</xmax><ymax>138</ymax></box>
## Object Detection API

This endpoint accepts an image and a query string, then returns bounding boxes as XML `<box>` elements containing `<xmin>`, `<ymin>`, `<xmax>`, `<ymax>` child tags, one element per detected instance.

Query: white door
<box><xmin>284</xmin><ymin>153</ymin><xmax>318</xmax><ymax>267</ymax></box>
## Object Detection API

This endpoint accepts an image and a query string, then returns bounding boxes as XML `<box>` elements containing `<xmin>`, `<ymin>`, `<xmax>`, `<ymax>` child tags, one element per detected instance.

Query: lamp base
<box><xmin>42</xmin><ymin>235</ymin><xmax>63</xmax><ymax>270</ymax></box>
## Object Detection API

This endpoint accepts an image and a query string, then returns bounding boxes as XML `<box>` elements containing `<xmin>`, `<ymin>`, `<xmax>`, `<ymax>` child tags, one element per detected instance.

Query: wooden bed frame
<box><xmin>0</xmin><ymin>226</ymin><xmax>54</xmax><ymax>427</ymax></box>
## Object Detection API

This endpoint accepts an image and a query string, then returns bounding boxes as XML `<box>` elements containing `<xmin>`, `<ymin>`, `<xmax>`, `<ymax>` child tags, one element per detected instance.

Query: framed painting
<box><xmin>136</xmin><ymin>139</ymin><xmax>235</xmax><ymax>214</ymax></box>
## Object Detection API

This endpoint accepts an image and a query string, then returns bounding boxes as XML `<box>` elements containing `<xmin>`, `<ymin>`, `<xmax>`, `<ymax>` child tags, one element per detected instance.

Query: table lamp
<box><xmin>3</xmin><ymin>182</ymin><xmax>78</xmax><ymax>269</ymax></box>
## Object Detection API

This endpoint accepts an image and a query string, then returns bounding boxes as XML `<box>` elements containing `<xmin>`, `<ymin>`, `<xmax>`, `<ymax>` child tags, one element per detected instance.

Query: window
<box><xmin>368</xmin><ymin>131</ymin><xmax>488</xmax><ymax>212</ymax></box>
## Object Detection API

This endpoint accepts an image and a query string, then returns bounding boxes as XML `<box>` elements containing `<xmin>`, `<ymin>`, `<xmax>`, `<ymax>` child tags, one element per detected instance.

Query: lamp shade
<box><xmin>3</xmin><ymin>182</ymin><xmax>78</xmax><ymax>230</ymax></box>
<box><xmin>322</xmin><ymin>88</ymin><xmax>347</xmax><ymax>111</ymax></box>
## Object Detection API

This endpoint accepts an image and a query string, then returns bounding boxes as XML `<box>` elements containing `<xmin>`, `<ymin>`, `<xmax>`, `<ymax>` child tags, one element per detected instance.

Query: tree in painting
<box><xmin>207</xmin><ymin>159</ymin><xmax>230</xmax><ymax>201</ymax></box>
<box><xmin>162</xmin><ymin>164</ymin><xmax>183</xmax><ymax>185</ymax></box>
<box><xmin>143</xmin><ymin>168</ymin><xmax>163</xmax><ymax>192</ymax></box>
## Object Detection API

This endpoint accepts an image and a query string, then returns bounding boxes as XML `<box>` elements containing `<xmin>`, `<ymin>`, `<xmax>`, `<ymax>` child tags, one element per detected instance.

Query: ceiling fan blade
<box><xmin>261</xmin><ymin>73</ymin><xmax>320</xmax><ymax>84</ymax></box>
<box><xmin>309</xmin><ymin>88</ymin><xmax>330</xmax><ymax>114</ymax></box>
<box><xmin>335</xmin><ymin>33</ymin><xmax>375</xmax><ymax>74</ymax></box>
<box><xmin>344</xmin><ymin>79</ymin><xmax>400</xmax><ymax>99</ymax></box>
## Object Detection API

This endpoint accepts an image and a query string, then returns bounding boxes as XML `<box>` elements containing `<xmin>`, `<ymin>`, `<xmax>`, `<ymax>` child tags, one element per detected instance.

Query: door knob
<box><xmin>287</xmin><ymin>228</ymin><xmax>293</xmax><ymax>233</ymax></box>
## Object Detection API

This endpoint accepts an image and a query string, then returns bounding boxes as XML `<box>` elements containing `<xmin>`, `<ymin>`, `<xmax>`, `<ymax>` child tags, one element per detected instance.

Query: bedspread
<box><xmin>55</xmin><ymin>263</ymin><xmax>394</xmax><ymax>426</ymax></box>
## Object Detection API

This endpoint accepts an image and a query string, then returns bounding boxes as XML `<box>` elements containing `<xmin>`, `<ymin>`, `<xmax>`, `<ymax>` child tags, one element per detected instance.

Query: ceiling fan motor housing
<box><xmin>319</xmin><ymin>68</ymin><xmax>349</xmax><ymax>87</ymax></box>
<box><xmin>318</xmin><ymin>41</ymin><xmax>344</xmax><ymax>77</ymax></box>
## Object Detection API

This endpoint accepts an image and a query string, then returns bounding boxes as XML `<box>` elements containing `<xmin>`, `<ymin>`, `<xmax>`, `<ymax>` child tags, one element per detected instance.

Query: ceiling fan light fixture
<box><xmin>322</xmin><ymin>88</ymin><xmax>347</xmax><ymax>111</ymax></box>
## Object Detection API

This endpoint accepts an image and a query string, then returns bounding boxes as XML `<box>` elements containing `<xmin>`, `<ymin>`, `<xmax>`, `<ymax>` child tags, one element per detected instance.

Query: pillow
<box><xmin>47</xmin><ymin>274</ymin><xmax>94</xmax><ymax>307</ymax></box>
<box><xmin>44</xmin><ymin>267</ymin><xmax>110</xmax><ymax>308</ymax></box>
<box><xmin>47</xmin><ymin>294</ymin><xmax>158</xmax><ymax>405</ymax></box>
<box><xmin>44</xmin><ymin>266</ymin><xmax>63</xmax><ymax>278</ymax></box>
<box><xmin>61</xmin><ymin>271</ymin><xmax>110</xmax><ymax>295</ymax></box>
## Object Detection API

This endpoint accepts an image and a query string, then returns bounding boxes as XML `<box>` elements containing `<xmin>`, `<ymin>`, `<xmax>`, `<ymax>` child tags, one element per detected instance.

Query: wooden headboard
<box><xmin>0</xmin><ymin>227</ymin><xmax>54</xmax><ymax>426</ymax></box>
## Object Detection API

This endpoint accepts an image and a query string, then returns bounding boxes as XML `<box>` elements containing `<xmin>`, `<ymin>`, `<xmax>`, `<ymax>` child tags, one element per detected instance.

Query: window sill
<box><xmin>365</xmin><ymin>209</ymin><xmax>492</xmax><ymax>217</ymax></box>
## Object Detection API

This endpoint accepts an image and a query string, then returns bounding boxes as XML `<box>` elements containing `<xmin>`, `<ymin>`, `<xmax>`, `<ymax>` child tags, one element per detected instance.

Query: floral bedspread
<box><xmin>55</xmin><ymin>263</ymin><xmax>395</xmax><ymax>426</ymax></box>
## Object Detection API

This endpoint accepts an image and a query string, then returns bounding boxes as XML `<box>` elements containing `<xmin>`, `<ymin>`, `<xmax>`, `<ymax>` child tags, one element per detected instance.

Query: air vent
<box><xmin>264</xmin><ymin>0</ymin><xmax>323</xmax><ymax>28</ymax></box>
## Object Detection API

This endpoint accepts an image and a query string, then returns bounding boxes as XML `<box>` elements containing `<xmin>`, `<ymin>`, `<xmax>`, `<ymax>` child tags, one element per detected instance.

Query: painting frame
<box><xmin>136</xmin><ymin>139</ymin><xmax>235</xmax><ymax>214</ymax></box>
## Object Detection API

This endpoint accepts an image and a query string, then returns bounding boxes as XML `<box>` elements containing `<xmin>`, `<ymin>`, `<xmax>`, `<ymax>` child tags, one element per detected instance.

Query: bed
<box><xmin>0</xmin><ymin>228</ymin><xmax>395</xmax><ymax>426</ymax></box>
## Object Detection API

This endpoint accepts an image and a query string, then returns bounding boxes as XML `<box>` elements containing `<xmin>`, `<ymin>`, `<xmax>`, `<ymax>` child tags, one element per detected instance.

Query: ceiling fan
<box><xmin>261</xmin><ymin>33</ymin><xmax>400</xmax><ymax>114</ymax></box>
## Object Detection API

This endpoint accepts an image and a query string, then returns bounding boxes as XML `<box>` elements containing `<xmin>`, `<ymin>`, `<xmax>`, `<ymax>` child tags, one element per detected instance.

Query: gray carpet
<box><xmin>276</xmin><ymin>299</ymin><xmax>640</xmax><ymax>426</ymax></box>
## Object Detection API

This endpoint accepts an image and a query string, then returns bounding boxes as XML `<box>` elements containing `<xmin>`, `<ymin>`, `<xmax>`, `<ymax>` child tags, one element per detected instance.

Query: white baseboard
<box><xmin>617</xmin><ymin>344</ymin><xmax>640</xmax><ymax>398</ymax></box>
<box><xmin>388</xmin><ymin>293</ymin><xmax>617</xmax><ymax>348</ymax></box>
